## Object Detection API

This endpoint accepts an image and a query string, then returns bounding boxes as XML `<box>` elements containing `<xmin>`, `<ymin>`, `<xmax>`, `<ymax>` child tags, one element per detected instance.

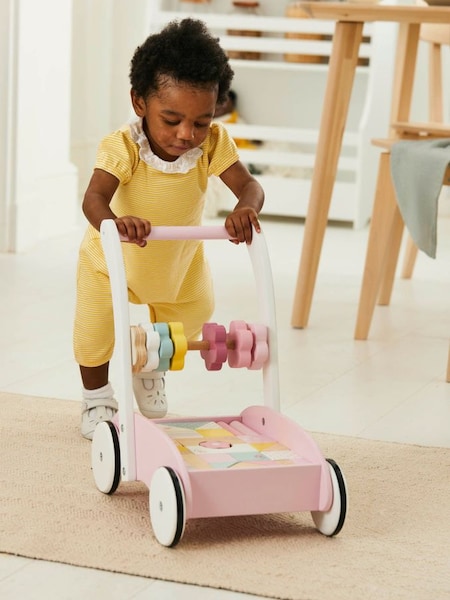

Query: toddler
<box><xmin>73</xmin><ymin>18</ymin><xmax>264</xmax><ymax>440</ymax></box>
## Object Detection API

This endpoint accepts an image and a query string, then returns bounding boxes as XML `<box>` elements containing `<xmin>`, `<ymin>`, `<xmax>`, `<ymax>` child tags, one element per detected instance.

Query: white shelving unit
<box><xmin>149</xmin><ymin>0</ymin><xmax>398</xmax><ymax>228</ymax></box>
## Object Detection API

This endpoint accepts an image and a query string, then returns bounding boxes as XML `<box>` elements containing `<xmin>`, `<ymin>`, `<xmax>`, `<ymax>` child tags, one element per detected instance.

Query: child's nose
<box><xmin>177</xmin><ymin>123</ymin><xmax>195</xmax><ymax>140</ymax></box>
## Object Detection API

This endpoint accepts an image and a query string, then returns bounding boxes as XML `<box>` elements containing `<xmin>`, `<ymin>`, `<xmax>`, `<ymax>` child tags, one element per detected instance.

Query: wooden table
<box><xmin>291</xmin><ymin>1</ymin><xmax>450</xmax><ymax>328</ymax></box>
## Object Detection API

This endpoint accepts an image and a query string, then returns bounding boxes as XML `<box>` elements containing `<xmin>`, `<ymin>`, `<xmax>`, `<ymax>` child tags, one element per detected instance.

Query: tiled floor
<box><xmin>1</xmin><ymin>210</ymin><xmax>449</xmax><ymax>599</ymax></box>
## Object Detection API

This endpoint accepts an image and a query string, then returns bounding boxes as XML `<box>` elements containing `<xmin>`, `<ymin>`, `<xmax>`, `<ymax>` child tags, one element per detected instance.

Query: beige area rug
<box><xmin>1</xmin><ymin>392</ymin><xmax>449</xmax><ymax>600</ymax></box>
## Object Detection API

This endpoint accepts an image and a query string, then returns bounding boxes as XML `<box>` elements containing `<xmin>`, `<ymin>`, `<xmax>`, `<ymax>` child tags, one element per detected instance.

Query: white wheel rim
<box><xmin>150</xmin><ymin>467</ymin><xmax>185</xmax><ymax>547</ymax></box>
<box><xmin>91</xmin><ymin>421</ymin><xmax>119</xmax><ymax>493</ymax></box>
<box><xmin>312</xmin><ymin>460</ymin><xmax>347</xmax><ymax>536</ymax></box>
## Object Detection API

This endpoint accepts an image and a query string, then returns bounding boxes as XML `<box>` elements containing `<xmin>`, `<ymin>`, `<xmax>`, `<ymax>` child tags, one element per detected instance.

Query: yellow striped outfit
<box><xmin>74</xmin><ymin>120</ymin><xmax>238</xmax><ymax>367</ymax></box>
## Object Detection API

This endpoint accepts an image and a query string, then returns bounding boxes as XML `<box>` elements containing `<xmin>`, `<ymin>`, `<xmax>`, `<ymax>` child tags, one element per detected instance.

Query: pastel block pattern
<box><xmin>157</xmin><ymin>419</ymin><xmax>298</xmax><ymax>471</ymax></box>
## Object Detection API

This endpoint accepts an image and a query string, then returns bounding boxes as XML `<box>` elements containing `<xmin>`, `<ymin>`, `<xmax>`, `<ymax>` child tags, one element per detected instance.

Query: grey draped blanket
<box><xmin>390</xmin><ymin>138</ymin><xmax>450</xmax><ymax>258</ymax></box>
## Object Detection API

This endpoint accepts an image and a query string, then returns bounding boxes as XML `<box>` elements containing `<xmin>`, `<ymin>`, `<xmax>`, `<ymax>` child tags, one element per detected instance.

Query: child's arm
<box><xmin>220</xmin><ymin>161</ymin><xmax>264</xmax><ymax>244</ymax></box>
<box><xmin>82</xmin><ymin>169</ymin><xmax>150</xmax><ymax>247</ymax></box>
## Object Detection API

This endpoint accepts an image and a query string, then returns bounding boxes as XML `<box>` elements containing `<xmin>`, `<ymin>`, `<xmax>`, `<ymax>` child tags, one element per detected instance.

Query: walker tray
<box><xmin>91</xmin><ymin>220</ymin><xmax>347</xmax><ymax>547</ymax></box>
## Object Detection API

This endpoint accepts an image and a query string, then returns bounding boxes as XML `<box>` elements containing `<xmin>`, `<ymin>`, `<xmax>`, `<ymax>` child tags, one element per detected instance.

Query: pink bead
<box><xmin>227</xmin><ymin>320</ymin><xmax>253</xmax><ymax>368</ymax></box>
<box><xmin>248</xmin><ymin>323</ymin><xmax>269</xmax><ymax>370</ymax></box>
<box><xmin>200</xmin><ymin>323</ymin><xmax>227</xmax><ymax>371</ymax></box>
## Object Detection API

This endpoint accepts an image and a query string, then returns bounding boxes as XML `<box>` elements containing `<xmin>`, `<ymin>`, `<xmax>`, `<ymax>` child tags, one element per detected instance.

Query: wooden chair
<box><xmin>354</xmin><ymin>23</ymin><xmax>450</xmax><ymax>380</ymax></box>
<box><xmin>401</xmin><ymin>22</ymin><xmax>449</xmax><ymax>279</ymax></box>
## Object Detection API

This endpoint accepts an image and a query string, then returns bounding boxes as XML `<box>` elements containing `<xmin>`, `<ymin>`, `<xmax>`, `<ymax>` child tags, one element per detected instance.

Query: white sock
<box><xmin>82</xmin><ymin>382</ymin><xmax>114</xmax><ymax>400</ymax></box>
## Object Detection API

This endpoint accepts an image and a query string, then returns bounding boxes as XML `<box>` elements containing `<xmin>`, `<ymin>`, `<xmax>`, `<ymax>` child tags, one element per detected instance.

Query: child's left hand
<box><xmin>225</xmin><ymin>207</ymin><xmax>261</xmax><ymax>244</ymax></box>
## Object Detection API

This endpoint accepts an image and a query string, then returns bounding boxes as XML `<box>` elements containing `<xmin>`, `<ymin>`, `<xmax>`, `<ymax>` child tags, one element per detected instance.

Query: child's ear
<box><xmin>130</xmin><ymin>89</ymin><xmax>146</xmax><ymax>117</ymax></box>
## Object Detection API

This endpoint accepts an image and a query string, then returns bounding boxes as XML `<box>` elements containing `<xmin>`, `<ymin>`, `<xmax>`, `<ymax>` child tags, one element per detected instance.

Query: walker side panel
<box><xmin>188</xmin><ymin>465</ymin><xmax>322</xmax><ymax>519</ymax></box>
<box><xmin>131</xmin><ymin>414</ymin><xmax>194</xmax><ymax>514</ymax></box>
<box><xmin>241</xmin><ymin>406</ymin><xmax>333</xmax><ymax>511</ymax></box>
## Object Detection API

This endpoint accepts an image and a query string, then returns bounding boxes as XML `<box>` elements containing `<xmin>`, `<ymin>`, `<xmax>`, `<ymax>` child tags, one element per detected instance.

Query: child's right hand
<box><xmin>114</xmin><ymin>216</ymin><xmax>151</xmax><ymax>247</ymax></box>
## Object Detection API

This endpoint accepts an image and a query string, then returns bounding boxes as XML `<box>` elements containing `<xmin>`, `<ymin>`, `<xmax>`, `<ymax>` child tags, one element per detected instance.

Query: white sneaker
<box><xmin>81</xmin><ymin>397</ymin><xmax>118</xmax><ymax>440</ymax></box>
<box><xmin>133</xmin><ymin>371</ymin><xmax>167</xmax><ymax>419</ymax></box>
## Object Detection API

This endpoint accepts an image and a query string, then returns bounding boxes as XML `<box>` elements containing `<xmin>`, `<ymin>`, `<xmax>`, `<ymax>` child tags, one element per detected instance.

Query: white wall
<box><xmin>0</xmin><ymin>0</ymin><xmax>16</xmax><ymax>251</ymax></box>
<box><xmin>0</xmin><ymin>0</ymin><xmax>78</xmax><ymax>252</ymax></box>
<box><xmin>70</xmin><ymin>0</ymin><xmax>150</xmax><ymax>204</ymax></box>
<box><xmin>0</xmin><ymin>0</ymin><xmax>150</xmax><ymax>252</ymax></box>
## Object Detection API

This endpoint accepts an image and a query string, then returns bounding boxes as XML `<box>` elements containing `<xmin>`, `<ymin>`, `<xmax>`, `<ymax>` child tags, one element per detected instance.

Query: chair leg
<box><xmin>428</xmin><ymin>41</ymin><xmax>444</xmax><ymax>123</ymax></box>
<box><xmin>377</xmin><ymin>201</ymin><xmax>404</xmax><ymax>306</ymax></box>
<box><xmin>401</xmin><ymin>234</ymin><xmax>419</xmax><ymax>279</ymax></box>
<box><xmin>355</xmin><ymin>153</ymin><xmax>401</xmax><ymax>340</ymax></box>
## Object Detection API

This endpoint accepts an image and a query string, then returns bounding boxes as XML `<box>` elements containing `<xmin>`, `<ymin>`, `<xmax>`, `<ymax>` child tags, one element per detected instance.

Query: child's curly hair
<box><xmin>130</xmin><ymin>18</ymin><xmax>234</xmax><ymax>104</ymax></box>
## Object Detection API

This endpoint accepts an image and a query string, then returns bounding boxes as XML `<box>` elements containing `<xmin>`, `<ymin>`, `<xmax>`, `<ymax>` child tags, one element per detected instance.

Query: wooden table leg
<box><xmin>291</xmin><ymin>21</ymin><xmax>364</xmax><ymax>328</ymax></box>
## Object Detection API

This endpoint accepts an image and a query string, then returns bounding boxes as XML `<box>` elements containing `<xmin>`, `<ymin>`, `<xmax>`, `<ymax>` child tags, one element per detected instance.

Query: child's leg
<box><xmin>80</xmin><ymin>363</ymin><xmax>109</xmax><ymax>390</ymax></box>
<box><xmin>74</xmin><ymin>254</ymin><xmax>118</xmax><ymax>439</ymax></box>
<box><xmin>79</xmin><ymin>364</ymin><xmax>117</xmax><ymax>440</ymax></box>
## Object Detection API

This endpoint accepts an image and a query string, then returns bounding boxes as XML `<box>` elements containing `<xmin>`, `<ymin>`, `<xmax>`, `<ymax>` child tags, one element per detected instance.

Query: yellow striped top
<box><xmin>79</xmin><ymin>121</ymin><xmax>238</xmax><ymax>304</ymax></box>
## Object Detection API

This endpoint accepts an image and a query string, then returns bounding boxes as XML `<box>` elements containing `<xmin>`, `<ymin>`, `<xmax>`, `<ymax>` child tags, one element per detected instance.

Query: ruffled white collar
<box><xmin>129</xmin><ymin>118</ymin><xmax>203</xmax><ymax>174</ymax></box>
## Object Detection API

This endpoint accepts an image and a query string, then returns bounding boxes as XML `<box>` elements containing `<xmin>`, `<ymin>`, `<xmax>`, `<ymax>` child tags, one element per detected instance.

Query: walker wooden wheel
<box><xmin>311</xmin><ymin>459</ymin><xmax>347</xmax><ymax>536</ymax></box>
<box><xmin>91</xmin><ymin>421</ymin><xmax>121</xmax><ymax>495</ymax></box>
<box><xmin>149</xmin><ymin>466</ymin><xmax>186</xmax><ymax>547</ymax></box>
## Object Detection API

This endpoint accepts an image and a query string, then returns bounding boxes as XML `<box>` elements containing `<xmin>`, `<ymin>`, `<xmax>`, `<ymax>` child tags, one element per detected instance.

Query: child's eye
<box><xmin>162</xmin><ymin>118</ymin><xmax>210</xmax><ymax>129</ymax></box>
<box><xmin>163</xmin><ymin>119</ymin><xmax>180</xmax><ymax>126</ymax></box>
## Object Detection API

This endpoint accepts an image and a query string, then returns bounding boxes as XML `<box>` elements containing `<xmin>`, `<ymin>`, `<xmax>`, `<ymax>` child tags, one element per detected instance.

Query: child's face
<box><xmin>131</xmin><ymin>79</ymin><xmax>218</xmax><ymax>162</ymax></box>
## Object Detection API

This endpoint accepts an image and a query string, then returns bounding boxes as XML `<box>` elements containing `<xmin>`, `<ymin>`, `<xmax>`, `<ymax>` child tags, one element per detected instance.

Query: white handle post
<box><xmin>101</xmin><ymin>219</ymin><xmax>137</xmax><ymax>481</ymax></box>
<box><xmin>246</xmin><ymin>231</ymin><xmax>280</xmax><ymax>411</ymax></box>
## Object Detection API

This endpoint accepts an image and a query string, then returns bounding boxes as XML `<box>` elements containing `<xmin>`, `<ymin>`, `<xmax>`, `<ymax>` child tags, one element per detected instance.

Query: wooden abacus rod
<box><xmin>187</xmin><ymin>339</ymin><xmax>236</xmax><ymax>351</ymax></box>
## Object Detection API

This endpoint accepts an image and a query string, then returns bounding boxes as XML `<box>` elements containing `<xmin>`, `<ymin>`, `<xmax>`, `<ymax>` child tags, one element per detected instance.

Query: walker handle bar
<box><xmin>119</xmin><ymin>225</ymin><xmax>232</xmax><ymax>242</ymax></box>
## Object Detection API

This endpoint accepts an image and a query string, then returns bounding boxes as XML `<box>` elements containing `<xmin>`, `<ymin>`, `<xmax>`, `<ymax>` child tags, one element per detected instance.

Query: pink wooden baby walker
<box><xmin>91</xmin><ymin>219</ymin><xmax>348</xmax><ymax>547</ymax></box>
